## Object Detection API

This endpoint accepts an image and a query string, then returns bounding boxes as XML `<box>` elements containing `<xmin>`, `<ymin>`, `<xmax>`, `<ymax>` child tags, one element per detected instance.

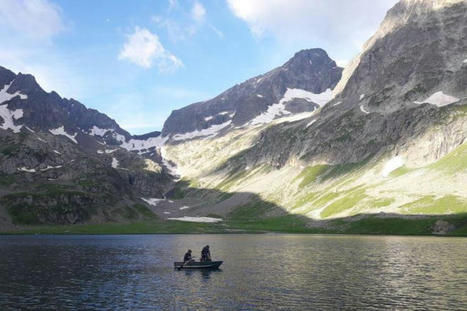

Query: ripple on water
<box><xmin>0</xmin><ymin>234</ymin><xmax>466</xmax><ymax>310</ymax></box>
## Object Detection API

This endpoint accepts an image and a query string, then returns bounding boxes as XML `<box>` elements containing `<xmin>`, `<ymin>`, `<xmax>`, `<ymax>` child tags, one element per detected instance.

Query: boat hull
<box><xmin>174</xmin><ymin>261</ymin><xmax>223</xmax><ymax>269</ymax></box>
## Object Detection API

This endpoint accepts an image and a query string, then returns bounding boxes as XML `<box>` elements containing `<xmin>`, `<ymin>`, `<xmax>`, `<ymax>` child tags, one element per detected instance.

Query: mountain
<box><xmin>162</xmin><ymin>48</ymin><xmax>342</xmax><ymax>140</ymax></box>
<box><xmin>1</xmin><ymin>0</ymin><xmax>466</xmax><ymax>234</ymax></box>
<box><xmin>0</xmin><ymin>67</ymin><xmax>173</xmax><ymax>229</ymax></box>
<box><xmin>160</xmin><ymin>0</ymin><xmax>467</xmax><ymax>230</ymax></box>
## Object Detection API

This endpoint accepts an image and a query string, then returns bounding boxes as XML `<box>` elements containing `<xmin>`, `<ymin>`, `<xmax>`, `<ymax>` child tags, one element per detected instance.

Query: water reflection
<box><xmin>0</xmin><ymin>234</ymin><xmax>466</xmax><ymax>310</ymax></box>
<box><xmin>181</xmin><ymin>268</ymin><xmax>223</xmax><ymax>279</ymax></box>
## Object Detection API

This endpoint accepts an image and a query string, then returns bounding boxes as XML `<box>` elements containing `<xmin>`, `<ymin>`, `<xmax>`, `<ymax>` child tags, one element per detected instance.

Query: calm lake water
<box><xmin>0</xmin><ymin>234</ymin><xmax>466</xmax><ymax>310</ymax></box>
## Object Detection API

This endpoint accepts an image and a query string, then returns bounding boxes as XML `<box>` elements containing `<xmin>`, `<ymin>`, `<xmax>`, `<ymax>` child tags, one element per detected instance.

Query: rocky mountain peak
<box><xmin>162</xmin><ymin>48</ymin><xmax>343</xmax><ymax>140</ymax></box>
<box><xmin>332</xmin><ymin>0</ymin><xmax>466</xmax><ymax>114</ymax></box>
<box><xmin>284</xmin><ymin>48</ymin><xmax>336</xmax><ymax>69</ymax></box>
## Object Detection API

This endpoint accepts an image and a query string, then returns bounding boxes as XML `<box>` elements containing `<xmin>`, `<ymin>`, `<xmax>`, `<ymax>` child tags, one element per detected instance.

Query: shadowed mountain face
<box><xmin>161</xmin><ymin>48</ymin><xmax>343</xmax><ymax>138</ymax></box>
<box><xmin>0</xmin><ymin>67</ymin><xmax>174</xmax><ymax>229</ymax></box>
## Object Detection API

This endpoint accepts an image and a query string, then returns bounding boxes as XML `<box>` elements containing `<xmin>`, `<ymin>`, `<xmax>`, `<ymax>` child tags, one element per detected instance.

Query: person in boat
<box><xmin>200</xmin><ymin>245</ymin><xmax>211</xmax><ymax>262</ymax></box>
<box><xmin>183</xmin><ymin>249</ymin><xmax>193</xmax><ymax>263</ymax></box>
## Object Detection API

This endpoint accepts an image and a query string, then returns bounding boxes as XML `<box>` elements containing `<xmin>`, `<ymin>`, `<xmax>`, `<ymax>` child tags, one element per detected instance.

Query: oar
<box><xmin>179</xmin><ymin>257</ymin><xmax>196</xmax><ymax>270</ymax></box>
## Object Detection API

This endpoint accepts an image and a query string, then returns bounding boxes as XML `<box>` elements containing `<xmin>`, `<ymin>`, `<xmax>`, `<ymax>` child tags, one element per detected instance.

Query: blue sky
<box><xmin>0</xmin><ymin>0</ymin><xmax>397</xmax><ymax>134</ymax></box>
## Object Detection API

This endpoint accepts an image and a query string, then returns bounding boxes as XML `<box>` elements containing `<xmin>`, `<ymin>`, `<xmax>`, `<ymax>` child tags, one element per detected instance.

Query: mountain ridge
<box><xmin>161</xmin><ymin>48</ymin><xmax>343</xmax><ymax>138</ymax></box>
<box><xmin>0</xmin><ymin>0</ymin><xmax>466</xmax><ymax>233</ymax></box>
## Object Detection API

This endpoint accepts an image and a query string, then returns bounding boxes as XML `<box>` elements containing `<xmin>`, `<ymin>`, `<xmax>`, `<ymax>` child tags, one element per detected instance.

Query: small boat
<box><xmin>174</xmin><ymin>260</ymin><xmax>223</xmax><ymax>269</ymax></box>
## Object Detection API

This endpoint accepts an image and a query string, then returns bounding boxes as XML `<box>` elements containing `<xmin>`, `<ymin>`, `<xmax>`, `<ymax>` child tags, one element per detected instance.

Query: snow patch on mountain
<box><xmin>97</xmin><ymin>149</ymin><xmax>117</xmax><ymax>154</ymax></box>
<box><xmin>49</xmin><ymin>126</ymin><xmax>78</xmax><ymax>143</ymax></box>
<box><xmin>0</xmin><ymin>105</ymin><xmax>23</xmax><ymax>133</ymax></box>
<box><xmin>360</xmin><ymin>105</ymin><xmax>370</xmax><ymax>114</ymax></box>
<box><xmin>0</xmin><ymin>81</ymin><xmax>28</xmax><ymax>104</ymax></box>
<box><xmin>250</xmin><ymin>88</ymin><xmax>333</xmax><ymax>125</ymax></box>
<box><xmin>142</xmin><ymin>198</ymin><xmax>165</xmax><ymax>206</ymax></box>
<box><xmin>172</xmin><ymin>120</ymin><xmax>232</xmax><ymax>141</ymax></box>
<box><xmin>17</xmin><ymin>167</ymin><xmax>36</xmax><ymax>173</ymax></box>
<box><xmin>381</xmin><ymin>156</ymin><xmax>405</xmax><ymax>177</ymax></box>
<box><xmin>281</xmin><ymin>88</ymin><xmax>334</xmax><ymax>107</ymax></box>
<box><xmin>306</xmin><ymin>119</ymin><xmax>317</xmax><ymax>128</ymax></box>
<box><xmin>250</xmin><ymin>102</ymin><xmax>291</xmax><ymax>125</ymax></box>
<box><xmin>111</xmin><ymin>157</ymin><xmax>119</xmax><ymax>168</ymax></box>
<box><xmin>105</xmin><ymin>130</ymin><xmax>168</xmax><ymax>152</ymax></box>
<box><xmin>119</xmin><ymin>135</ymin><xmax>168</xmax><ymax>152</ymax></box>
<box><xmin>88</xmin><ymin>126</ymin><xmax>112</xmax><ymax>137</ymax></box>
<box><xmin>167</xmin><ymin>216</ymin><xmax>223</xmax><ymax>223</ymax></box>
<box><xmin>414</xmin><ymin>91</ymin><xmax>460</xmax><ymax>107</ymax></box>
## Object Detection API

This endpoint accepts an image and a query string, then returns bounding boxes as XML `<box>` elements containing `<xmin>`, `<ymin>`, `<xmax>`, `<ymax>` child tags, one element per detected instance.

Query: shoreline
<box><xmin>2</xmin><ymin>213</ymin><xmax>466</xmax><ymax>236</ymax></box>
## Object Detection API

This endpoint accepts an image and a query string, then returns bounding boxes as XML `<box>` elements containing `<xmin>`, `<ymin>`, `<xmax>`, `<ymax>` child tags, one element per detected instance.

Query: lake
<box><xmin>0</xmin><ymin>234</ymin><xmax>466</xmax><ymax>310</ymax></box>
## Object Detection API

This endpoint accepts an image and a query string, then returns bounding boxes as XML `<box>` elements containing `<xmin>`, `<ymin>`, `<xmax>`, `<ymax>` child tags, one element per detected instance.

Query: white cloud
<box><xmin>168</xmin><ymin>0</ymin><xmax>178</xmax><ymax>10</ymax></box>
<box><xmin>191</xmin><ymin>1</ymin><xmax>206</xmax><ymax>22</ymax></box>
<box><xmin>336</xmin><ymin>59</ymin><xmax>349</xmax><ymax>68</ymax></box>
<box><xmin>227</xmin><ymin>0</ymin><xmax>398</xmax><ymax>50</ymax></box>
<box><xmin>118</xmin><ymin>26</ymin><xmax>182</xmax><ymax>71</ymax></box>
<box><xmin>0</xmin><ymin>0</ymin><xmax>64</xmax><ymax>40</ymax></box>
<box><xmin>155</xmin><ymin>0</ymin><xmax>222</xmax><ymax>41</ymax></box>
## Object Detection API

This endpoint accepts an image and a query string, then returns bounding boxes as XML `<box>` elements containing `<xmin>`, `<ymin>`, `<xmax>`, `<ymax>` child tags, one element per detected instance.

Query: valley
<box><xmin>1</xmin><ymin>0</ymin><xmax>466</xmax><ymax>235</ymax></box>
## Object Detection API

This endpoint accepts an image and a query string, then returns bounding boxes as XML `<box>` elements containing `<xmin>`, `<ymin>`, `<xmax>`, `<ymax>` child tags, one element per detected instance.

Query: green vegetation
<box><xmin>320</xmin><ymin>157</ymin><xmax>371</xmax><ymax>182</ymax></box>
<box><xmin>292</xmin><ymin>192</ymin><xmax>318</xmax><ymax>210</ymax></box>
<box><xmin>5</xmin><ymin>213</ymin><xmax>466</xmax><ymax>236</ymax></box>
<box><xmin>3</xmin><ymin>220</ymin><xmax>224</xmax><ymax>235</ymax></box>
<box><xmin>168</xmin><ymin>184</ymin><xmax>186</xmax><ymax>199</ymax></box>
<box><xmin>216</xmin><ymin>166</ymin><xmax>249</xmax><ymax>191</ymax></box>
<box><xmin>7</xmin><ymin>205</ymin><xmax>39</xmax><ymax>224</ymax></box>
<box><xmin>429</xmin><ymin>143</ymin><xmax>467</xmax><ymax>173</ymax></box>
<box><xmin>115</xmin><ymin>204</ymin><xmax>158</xmax><ymax>221</ymax></box>
<box><xmin>132</xmin><ymin>204</ymin><xmax>158</xmax><ymax>219</ymax></box>
<box><xmin>0</xmin><ymin>144</ymin><xmax>20</xmax><ymax>157</ymax></box>
<box><xmin>226</xmin><ymin>201</ymin><xmax>323</xmax><ymax>233</ymax></box>
<box><xmin>320</xmin><ymin>188</ymin><xmax>367</xmax><ymax>218</ymax></box>
<box><xmin>295</xmin><ymin>165</ymin><xmax>329</xmax><ymax>189</ymax></box>
<box><xmin>340</xmin><ymin>214</ymin><xmax>467</xmax><ymax>236</ymax></box>
<box><xmin>371</xmin><ymin>198</ymin><xmax>395</xmax><ymax>208</ymax></box>
<box><xmin>389</xmin><ymin>166</ymin><xmax>411</xmax><ymax>177</ymax></box>
<box><xmin>2</xmin><ymin>190</ymin><xmax>95</xmax><ymax>225</ymax></box>
<box><xmin>227</xmin><ymin>201</ymin><xmax>272</xmax><ymax>220</ymax></box>
<box><xmin>401</xmin><ymin>195</ymin><xmax>467</xmax><ymax>214</ymax></box>
<box><xmin>0</xmin><ymin>174</ymin><xmax>16</xmax><ymax>186</ymax></box>
<box><xmin>310</xmin><ymin>192</ymin><xmax>340</xmax><ymax>209</ymax></box>
<box><xmin>115</xmin><ymin>206</ymin><xmax>139</xmax><ymax>220</ymax></box>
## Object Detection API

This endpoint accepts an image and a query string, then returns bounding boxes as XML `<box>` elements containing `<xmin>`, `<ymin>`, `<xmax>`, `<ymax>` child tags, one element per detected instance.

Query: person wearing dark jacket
<box><xmin>183</xmin><ymin>249</ymin><xmax>193</xmax><ymax>263</ymax></box>
<box><xmin>200</xmin><ymin>245</ymin><xmax>211</xmax><ymax>262</ymax></box>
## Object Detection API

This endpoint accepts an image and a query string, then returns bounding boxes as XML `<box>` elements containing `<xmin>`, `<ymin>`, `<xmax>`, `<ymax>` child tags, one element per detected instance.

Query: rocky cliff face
<box><xmin>161</xmin><ymin>0</ymin><xmax>467</xmax><ymax>221</ymax></box>
<box><xmin>0</xmin><ymin>66</ymin><xmax>168</xmax><ymax>155</ymax></box>
<box><xmin>0</xmin><ymin>68</ymin><xmax>173</xmax><ymax>228</ymax></box>
<box><xmin>162</xmin><ymin>49</ymin><xmax>342</xmax><ymax>139</ymax></box>
<box><xmin>229</xmin><ymin>0</ymin><xmax>467</xmax><ymax>169</ymax></box>
<box><xmin>333</xmin><ymin>0</ymin><xmax>466</xmax><ymax>114</ymax></box>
